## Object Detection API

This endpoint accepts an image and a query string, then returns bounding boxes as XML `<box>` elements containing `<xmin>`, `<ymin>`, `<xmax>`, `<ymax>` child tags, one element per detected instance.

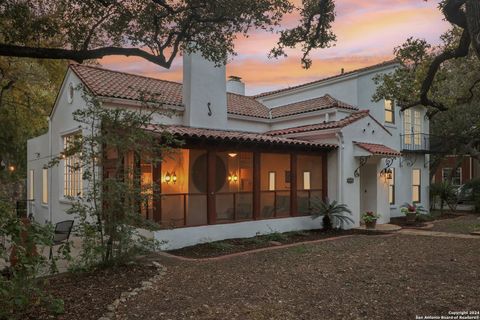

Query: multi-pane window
<box><xmin>384</xmin><ymin>100</ymin><xmax>395</xmax><ymax>124</ymax></box>
<box><xmin>412</xmin><ymin>169</ymin><xmax>421</xmax><ymax>203</ymax></box>
<box><xmin>403</xmin><ymin>109</ymin><xmax>412</xmax><ymax>145</ymax></box>
<box><xmin>42</xmin><ymin>168</ymin><xmax>48</xmax><ymax>204</ymax></box>
<box><xmin>442</xmin><ymin>167</ymin><xmax>462</xmax><ymax>186</ymax></box>
<box><xmin>29</xmin><ymin>170</ymin><xmax>34</xmax><ymax>200</ymax></box>
<box><xmin>389</xmin><ymin>168</ymin><xmax>395</xmax><ymax>205</ymax></box>
<box><xmin>63</xmin><ymin>133</ymin><xmax>83</xmax><ymax>198</ymax></box>
<box><xmin>413</xmin><ymin>110</ymin><xmax>422</xmax><ymax>145</ymax></box>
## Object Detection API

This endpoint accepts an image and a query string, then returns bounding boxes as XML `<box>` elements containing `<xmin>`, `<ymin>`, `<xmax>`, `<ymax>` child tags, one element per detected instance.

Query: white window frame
<box><xmin>268</xmin><ymin>171</ymin><xmax>276</xmax><ymax>191</ymax></box>
<box><xmin>63</xmin><ymin>132</ymin><xmax>83</xmax><ymax>198</ymax></box>
<box><xmin>442</xmin><ymin>167</ymin><xmax>462</xmax><ymax>186</ymax></box>
<box><xmin>42</xmin><ymin>168</ymin><xmax>48</xmax><ymax>205</ymax></box>
<box><xmin>412</xmin><ymin>169</ymin><xmax>421</xmax><ymax>203</ymax></box>
<box><xmin>384</xmin><ymin>100</ymin><xmax>395</xmax><ymax>124</ymax></box>
<box><xmin>29</xmin><ymin>169</ymin><xmax>34</xmax><ymax>200</ymax></box>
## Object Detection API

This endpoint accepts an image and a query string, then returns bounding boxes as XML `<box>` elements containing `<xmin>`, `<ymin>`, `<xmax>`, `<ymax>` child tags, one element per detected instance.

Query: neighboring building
<box><xmin>432</xmin><ymin>155</ymin><xmax>480</xmax><ymax>186</ymax></box>
<box><xmin>27</xmin><ymin>53</ymin><xmax>431</xmax><ymax>249</ymax></box>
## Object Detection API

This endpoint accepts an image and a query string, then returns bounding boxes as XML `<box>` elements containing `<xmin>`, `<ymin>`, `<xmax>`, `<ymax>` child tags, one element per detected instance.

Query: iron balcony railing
<box><xmin>400</xmin><ymin>133</ymin><xmax>444</xmax><ymax>153</ymax></box>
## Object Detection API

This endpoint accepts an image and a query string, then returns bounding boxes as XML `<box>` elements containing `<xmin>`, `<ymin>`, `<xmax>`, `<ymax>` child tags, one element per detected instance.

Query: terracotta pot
<box><xmin>405</xmin><ymin>212</ymin><xmax>417</xmax><ymax>225</ymax></box>
<box><xmin>365</xmin><ymin>220</ymin><xmax>377</xmax><ymax>229</ymax></box>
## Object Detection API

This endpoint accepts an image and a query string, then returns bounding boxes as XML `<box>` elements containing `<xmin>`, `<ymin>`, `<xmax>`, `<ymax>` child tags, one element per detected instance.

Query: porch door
<box><xmin>359</xmin><ymin>163</ymin><xmax>377</xmax><ymax>218</ymax></box>
<box><xmin>403</xmin><ymin>109</ymin><xmax>422</xmax><ymax>147</ymax></box>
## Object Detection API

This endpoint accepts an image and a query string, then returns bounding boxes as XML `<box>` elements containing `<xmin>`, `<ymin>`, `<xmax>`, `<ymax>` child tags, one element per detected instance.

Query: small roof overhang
<box><xmin>354</xmin><ymin>142</ymin><xmax>401</xmax><ymax>157</ymax></box>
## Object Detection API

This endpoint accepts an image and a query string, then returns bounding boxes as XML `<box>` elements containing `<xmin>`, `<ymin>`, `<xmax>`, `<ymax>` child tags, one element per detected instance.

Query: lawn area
<box><xmin>429</xmin><ymin>214</ymin><xmax>480</xmax><ymax>234</ymax></box>
<box><xmin>111</xmin><ymin>234</ymin><xmax>480</xmax><ymax>320</ymax></box>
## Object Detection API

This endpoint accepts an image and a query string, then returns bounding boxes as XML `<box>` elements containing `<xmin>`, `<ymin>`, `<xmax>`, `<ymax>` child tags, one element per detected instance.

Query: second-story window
<box><xmin>384</xmin><ymin>100</ymin><xmax>395</xmax><ymax>124</ymax></box>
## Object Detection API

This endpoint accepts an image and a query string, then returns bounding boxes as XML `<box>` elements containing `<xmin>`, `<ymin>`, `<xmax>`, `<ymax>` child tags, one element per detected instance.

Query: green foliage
<box><xmin>55</xmin><ymin>86</ymin><xmax>181</xmax><ymax>270</ymax></box>
<box><xmin>310</xmin><ymin>197</ymin><xmax>353</xmax><ymax>230</ymax></box>
<box><xmin>429</xmin><ymin>182</ymin><xmax>457</xmax><ymax>214</ymax></box>
<box><xmin>207</xmin><ymin>241</ymin><xmax>235</xmax><ymax>251</ymax></box>
<box><xmin>464</xmin><ymin>178</ymin><xmax>480</xmax><ymax>211</ymax></box>
<box><xmin>0</xmin><ymin>57</ymin><xmax>67</xmax><ymax>183</ymax></box>
<box><xmin>0</xmin><ymin>199</ymin><xmax>64</xmax><ymax>319</ymax></box>
<box><xmin>263</xmin><ymin>231</ymin><xmax>288</xmax><ymax>242</ymax></box>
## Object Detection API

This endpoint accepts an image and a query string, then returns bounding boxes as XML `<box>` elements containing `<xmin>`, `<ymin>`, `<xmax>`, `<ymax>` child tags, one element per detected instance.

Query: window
<box><xmin>412</xmin><ymin>169</ymin><xmax>421</xmax><ymax>203</ymax></box>
<box><xmin>403</xmin><ymin>109</ymin><xmax>412</xmax><ymax>145</ymax></box>
<box><xmin>384</xmin><ymin>100</ymin><xmax>395</xmax><ymax>124</ymax></box>
<box><xmin>413</xmin><ymin>110</ymin><xmax>422</xmax><ymax>145</ymax></box>
<box><xmin>389</xmin><ymin>168</ymin><xmax>395</xmax><ymax>205</ymax></box>
<box><xmin>63</xmin><ymin>133</ymin><xmax>83</xmax><ymax>198</ymax></box>
<box><xmin>29</xmin><ymin>170</ymin><xmax>34</xmax><ymax>200</ymax></box>
<box><xmin>442</xmin><ymin>167</ymin><xmax>462</xmax><ymax>186</ymax></box>
<box><xmin>261</xmin><ymin>153</ymin><xmax>291</xmax><ymax>218</ymax></box>
<box><xmin>67</xmin><ymin>82</ymin><xmax>74</xmax><ymax>103</ymax></box>
<box><xmin>42</xmin><ymin>168</ymin><xmax>48</xmax><ymax>204</ymax></box>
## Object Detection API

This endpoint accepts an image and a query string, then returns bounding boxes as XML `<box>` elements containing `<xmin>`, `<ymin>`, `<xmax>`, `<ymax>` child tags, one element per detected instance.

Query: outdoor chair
<box><xmin>49</xmin><ymin>220</ymin><xmax>74</xmax><ymax>259</ymax></box>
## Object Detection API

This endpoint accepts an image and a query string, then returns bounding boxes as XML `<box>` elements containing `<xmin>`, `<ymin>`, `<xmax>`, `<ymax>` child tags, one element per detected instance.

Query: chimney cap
<box><xmin>228</xmin><ymin>75</ymin><xmax>242</xmax><ymax>82</ymax></box>
<box><xmin>341</xmin><ymin>68</ymin><xmax>345</xmax><ymax>74</ymax></box>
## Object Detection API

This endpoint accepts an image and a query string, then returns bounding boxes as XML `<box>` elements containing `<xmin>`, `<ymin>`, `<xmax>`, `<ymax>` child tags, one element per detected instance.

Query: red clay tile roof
<box><xmin>270</xmin><ymin>94</ymin><xmax>358</xmax><ymax>118</ymax></box>
<box><xmin>70</xmin><ymin>64</ymin><xmax>358</xmax><ymax>120</ymax></box>
<box><xmin>254</xmin><ymin>60</ymin><xmax>398</xmax><ymax>98</ymax></box>
<box><xmin>227</xmin><ymin>93</ymin><xmax>270</xmax><ymax>118</ymax></box>
<box><xmin>354</xmin><ymin>142</ymin><xmax>401</xmax><ymax>156</ymax></box>
<box><xmin>71</xmin><ymin>64</ymin><xmax>184</xmax><ymax>106</ymax></box>
<box><xmin>145</xmin><ymin>125</ymin><xmax>336</xmax><ymax>149</ymax></box>
<box><xmin>267</xmin><ymin>110</ymin><xmax>369</xmax><ymax>136</ymax></box>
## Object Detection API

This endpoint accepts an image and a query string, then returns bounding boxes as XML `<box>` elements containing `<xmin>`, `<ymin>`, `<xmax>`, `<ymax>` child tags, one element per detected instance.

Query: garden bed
<box><xmin>390</xmin><ymin>211</ymin><xmax>464</xmax><ymax>229</ymax></box>
<box><xmin>167</xmin><ymin>229</ymin><xmax>366</xmax><ymax>259</ymax></box>
<box><xmin>24</xmin><ymin>260</ymin><xmax>159</xmax><ymax>320</ymax></box>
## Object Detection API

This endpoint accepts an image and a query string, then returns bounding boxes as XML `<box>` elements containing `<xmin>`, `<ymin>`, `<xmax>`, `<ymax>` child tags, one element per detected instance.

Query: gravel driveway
<box><xmin>113</xmin><ymin>234</ymin><xmax>480</xmax><ymax>320</ymax></box>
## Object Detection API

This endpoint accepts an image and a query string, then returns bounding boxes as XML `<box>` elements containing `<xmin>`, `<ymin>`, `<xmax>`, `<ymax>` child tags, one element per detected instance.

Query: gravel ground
<box><xmin>112</xmin><ymin>234</ymin><xmax>480</xmax><ymax>320</ymax></box>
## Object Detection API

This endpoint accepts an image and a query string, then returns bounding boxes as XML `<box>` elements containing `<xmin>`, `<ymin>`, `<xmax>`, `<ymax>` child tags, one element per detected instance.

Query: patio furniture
<box><xmin>49</xmin><ymin>220</ymin><xmax>74</xmax><ymax>259</ymax></box>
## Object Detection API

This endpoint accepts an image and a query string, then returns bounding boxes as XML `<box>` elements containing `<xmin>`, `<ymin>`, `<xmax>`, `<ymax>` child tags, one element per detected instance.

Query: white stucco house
<box><xmin>27</xmin><ymin>53</ymin><xmax>430</xmax><ymax>249</ymax></box>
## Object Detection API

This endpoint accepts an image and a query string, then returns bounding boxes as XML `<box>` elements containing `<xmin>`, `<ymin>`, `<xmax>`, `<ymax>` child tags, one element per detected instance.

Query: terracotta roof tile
<box><xmin>267</xmin><ymin>110</ymin><xmax>369</xmax><ymax>136</ymax></box>
<box><xmin>270</xmin><ymin>94</ymin><xmax>358</xmax><ymax>118</ymax></box>
<box><xmin>354</xmin><ymin>142</ymin><xmax>401</xmax><ymax>156</ymax></box>
<box><xmin>145</xmin><ymin>125</ymin><xmax>336</xmax><ymax>149</ymax></box>
<box><xmin>71</xmin><ymin>64</ymin><xmax>184</xmax><ymax>106</ymax></box>
<box><xmin>70</xmin><ymin>64</ymin><xmax>357</xmax><ymax>120</ymax></box>
<box><xmin>254</xmin><ymin>60</ymin><xmax>398</xmax><ymax>98</ymax></box>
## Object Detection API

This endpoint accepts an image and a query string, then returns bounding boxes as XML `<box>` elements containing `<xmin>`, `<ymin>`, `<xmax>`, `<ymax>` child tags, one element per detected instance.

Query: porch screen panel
<box><xmin>161</xmin><ymin>149</ymin><xmax>208</xmax><ymax>227</ymax></box>
<box><xmin>215</xmin><ymin>152</ymin><xmax>253</xmax><ymax>222</ymax></box>
<box><xmin>260</xmin><ymin>153</ymin><xmax>291</xmax><ymax>218</ymax></box>
<box><xmin>297</xmin><ymin>155</ymin><xmax>323</xmax><ymax>215</ymax></box>
<box><xmin>140</xmin><ymin>158</ymin><xmax>153</xmax><ymax>220</ymax></box>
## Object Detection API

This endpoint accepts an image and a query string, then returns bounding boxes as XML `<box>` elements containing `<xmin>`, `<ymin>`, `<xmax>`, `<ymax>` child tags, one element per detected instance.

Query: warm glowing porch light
<box><xmin>228</xmin><ymin>153</ymin><xmax>238</xmax><ymax>158</ymax></box>
<box><xmin>8</xmin><ymin>165</ymin><xmax>15</xmax><ymax>172</ymax></box>
<box><xmin>164</xmin><ymin>172</ymin><xmax>177</xmax><ymax>184</ymax></box>
<box><xmin>228</xmin><ymin>172</ymin><xmax>238</xmax><ymax>182</ymax></box>
<box><xmin>386</xmin><ymin>168</ymin><xmax>393</xmax><ymax>180</ymax></box>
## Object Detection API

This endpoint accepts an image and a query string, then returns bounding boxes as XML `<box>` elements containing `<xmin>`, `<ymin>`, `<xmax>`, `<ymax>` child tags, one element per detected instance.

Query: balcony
<box><xmin>400</xmin><ymin>133</ymin><xmax>444</xmax><ymax>153</ymax></box>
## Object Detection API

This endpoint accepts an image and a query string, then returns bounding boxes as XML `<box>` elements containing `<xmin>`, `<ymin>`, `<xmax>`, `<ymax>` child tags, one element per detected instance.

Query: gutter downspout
<box><xmin>48</xmin><ymin>116</ymin><xmax>52</xmax><ymax>223</ymax></box>
<box><xmin>335</xmin><ymin>132</ymin><xmax>344</xmax><ymax>204</ymax></box>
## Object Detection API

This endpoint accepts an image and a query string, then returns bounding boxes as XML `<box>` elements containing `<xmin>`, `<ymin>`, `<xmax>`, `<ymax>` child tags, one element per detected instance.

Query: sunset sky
<box><xmin>100</xmin><ymin>0</ymin><xmax>451</xmax><ymax>95</ymax></box>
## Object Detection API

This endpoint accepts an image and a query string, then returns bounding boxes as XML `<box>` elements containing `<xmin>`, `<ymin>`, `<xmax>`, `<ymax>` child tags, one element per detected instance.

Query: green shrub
<box><xmin>0</xmin><ymin>200</ymin><xmax>64</xmax><ymax>319</ymax></box>
<box><xmin>310</xmin><ymin>197</ymin><xmax>353</xmax><ymax>230</ymax></box>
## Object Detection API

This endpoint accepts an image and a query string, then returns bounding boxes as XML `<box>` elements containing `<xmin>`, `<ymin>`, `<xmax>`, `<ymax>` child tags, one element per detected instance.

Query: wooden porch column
<box><xmin>290</xmin><ymin>153</ymin><xmax>298</xmax><ymax>216</ymax></box>
<box><xmin>322</xmin><ymin>152</ymin><xmax>328</xmax><ymax>201</ymax></box>
<box><xmin>252</xmin><ymin>151</ymin><xmax>261</xmax><ymax>220</ymax></box>
<box><xmin>207</xmin><ymin>150</ymin><xmax>217</xmax><ymax>224</ymax></box>
<box><xmin>152</xmin><ymin>160</ymin><xmax>162</xmax><ymax>223</ymax></box>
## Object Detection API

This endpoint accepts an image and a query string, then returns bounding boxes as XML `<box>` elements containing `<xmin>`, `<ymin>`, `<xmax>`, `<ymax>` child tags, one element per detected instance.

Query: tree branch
<box><xmin>401</xmin><ymin>29</ymin><xmax>471</xmax><ymax>112</ymax></box>
<box><xmin>442</xmin><ymin>0</ymin><xmax>468</xmax><ymax>28</ymax></box>
<box><xmin>0</xmin><ymin>44</ymin><xmax>172</xmax><ymax>68</ymax></box>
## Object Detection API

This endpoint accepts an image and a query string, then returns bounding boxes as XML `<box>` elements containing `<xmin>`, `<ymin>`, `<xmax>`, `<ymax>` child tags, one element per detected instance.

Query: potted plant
<box><xmin>401</xmin><ymin>203</ymin><xmax>427</xmax><ymax>225</ymax></box>
<box><xmin>361</xmin><ymin>211</ymin><xmax>380</xmax><ymax>229</ymax></box>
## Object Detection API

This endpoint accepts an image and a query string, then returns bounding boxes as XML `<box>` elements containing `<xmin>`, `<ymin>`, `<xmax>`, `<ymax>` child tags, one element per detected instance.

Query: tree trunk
<box><xmin>466</xmin><ymin>0</ymin><xmax>480</xmax><ymax>57</ymax></box>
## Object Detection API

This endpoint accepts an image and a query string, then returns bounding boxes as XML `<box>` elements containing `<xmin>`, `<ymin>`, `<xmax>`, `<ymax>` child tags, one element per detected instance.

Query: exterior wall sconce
<box><xmin>228</xmin><ymin>173</ymin><xmax>238</xmax><ymax>182</ymax></box>
<box><xmin>164</xmin><ymin>171</ymin><xmax>177</xmax><ymax>184</ymax></box>
<box><xmin>380</xmin><ymin>168</ymin><xmax>393</xmax><ymax>180</ymax></box>
<box><xmin>8</xmin><ymin>165</ymin><xmax>15</xmax><ymax>172</ymax></box>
